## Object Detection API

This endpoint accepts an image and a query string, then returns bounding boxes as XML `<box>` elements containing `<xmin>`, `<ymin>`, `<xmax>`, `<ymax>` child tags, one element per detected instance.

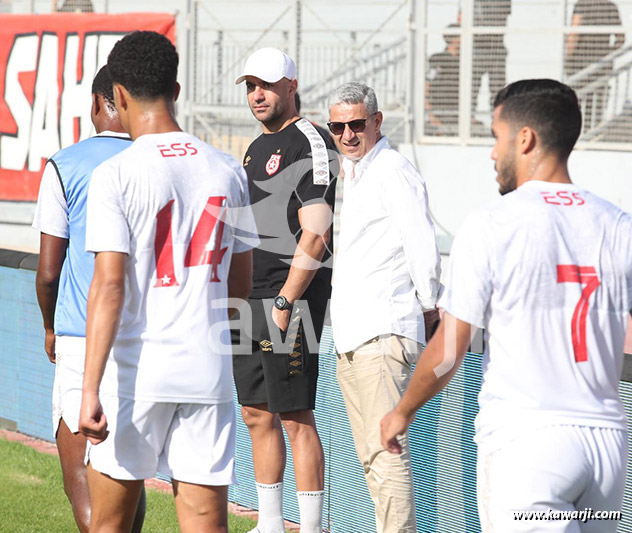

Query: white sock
<box><xmin>248</xmin><ymin>482</ymin><xmax>285</xmax><ymax>533</ymax></box>
<box><xmin>297</xmin><ymin>490</ymin><xmax>324</xmax><ymax>533</ymax></box>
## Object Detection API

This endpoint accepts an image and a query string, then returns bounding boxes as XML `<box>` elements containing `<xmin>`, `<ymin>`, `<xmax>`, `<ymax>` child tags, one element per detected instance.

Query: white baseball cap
<box><xmin>234</xmin><ymin>47</ymin><xmax>296</xmax><ymax>85</ymax></box>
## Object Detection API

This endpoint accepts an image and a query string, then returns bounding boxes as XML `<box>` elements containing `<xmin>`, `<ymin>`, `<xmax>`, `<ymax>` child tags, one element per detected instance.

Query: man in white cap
<box><xmin>232</xmin><ymin>47</ymin><xmax>337</xmax><ymax>533</ymax></box>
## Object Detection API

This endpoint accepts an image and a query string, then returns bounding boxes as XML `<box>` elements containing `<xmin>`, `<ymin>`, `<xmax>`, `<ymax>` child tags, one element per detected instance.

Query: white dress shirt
<box><xmin>330</xmin><ymin>136</ymin><xmax>441</xmax><ymax>353</ymax></box>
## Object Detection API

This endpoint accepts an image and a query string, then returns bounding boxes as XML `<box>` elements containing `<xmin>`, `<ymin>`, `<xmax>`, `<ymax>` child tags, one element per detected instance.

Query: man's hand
<box><xmin>79</xmin><ymin>391</ymin><xmax>109</xmax><ymax>445</ymax></box>
<box><xmin>271</xmin><ymin>306</ymin><xmax>291</xmax><ymax>332</ymax></box>
<box><xmin>381</xmin><ymin>408</ymin><xmax>414</xmax><ymax>454</ymax></box>
<box><xmin>44</xmin><ymin>329</ymin><xmax>56</xmax><ymax>363</ymax></box>
<box><xmin>424</xmin><ymin>308</ymin><xmax>441</xmax><ymax>343</ymax></box>
<box><xmin>382</xmin><ymin>314</ymin><xmax>473</xmax><ymax>455</ymax></box>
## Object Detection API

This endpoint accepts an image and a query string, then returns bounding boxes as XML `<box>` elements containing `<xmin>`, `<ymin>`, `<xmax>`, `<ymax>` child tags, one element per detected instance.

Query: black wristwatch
<box><xmin>274</xmin><ymin>295</ymin><xmax>292</xmax><ymax>311</ymax></box>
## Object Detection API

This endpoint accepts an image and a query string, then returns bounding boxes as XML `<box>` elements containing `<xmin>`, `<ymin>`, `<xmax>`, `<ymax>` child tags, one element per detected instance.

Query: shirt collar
<box><xmin>342</xmin><ymin>136</ymin><xmax>390</xmax><ymax>181</ymax></box>
<box><xmin>96</xmin><ymin>130</ymin><xmax>130</xmax><ymax>139</ymax></box>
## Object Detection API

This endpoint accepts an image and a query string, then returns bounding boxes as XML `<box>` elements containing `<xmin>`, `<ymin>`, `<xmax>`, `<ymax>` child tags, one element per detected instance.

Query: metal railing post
<box><xmin>405</xmin><ymin>0</ymin><xmax>415</xmax><ymax>144</ymax></box>
<box><xmin>459</xmin><ymin>0</ymin><xmax>473</xmax><ymax>141</ymax></box>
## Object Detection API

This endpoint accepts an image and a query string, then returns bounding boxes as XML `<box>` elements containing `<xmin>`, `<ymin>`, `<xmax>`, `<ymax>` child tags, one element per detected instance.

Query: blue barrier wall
<box><xmin>2</xmin><ymin>257</ymin><xmax>632</xmax><ymax>532</ymax></box>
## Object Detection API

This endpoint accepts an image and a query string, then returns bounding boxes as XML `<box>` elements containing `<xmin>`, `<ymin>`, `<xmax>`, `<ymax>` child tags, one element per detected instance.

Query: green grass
<box><xmin>0</xmin><ymin>438</ymin><xmax>257</xmax><ymax>532</ymax></box>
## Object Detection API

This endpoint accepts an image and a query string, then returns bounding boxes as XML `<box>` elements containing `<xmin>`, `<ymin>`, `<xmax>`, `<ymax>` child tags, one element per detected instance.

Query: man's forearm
<box><xmin>35</xmin><ymin>276</ymin><xmax>59</xmax><ymax>332</ymax></box>
<box><xmin>83</xmin><ymin>279</ymin><xmax>125</xmax><ymax>393</ymax></box>
<box><xmin>35</xmin><ymin>234</ymin><xmax>68</xmax><ymax>332</ymax></box>
<box><xmin>83</xmin><ymin>253</ymin><xmax>126</xmax><ymax>394</ymax></box>
<box><xmin>279</xmin><ymin>231</ymin><xmax>329</xmax><ymax>302</ymax></box>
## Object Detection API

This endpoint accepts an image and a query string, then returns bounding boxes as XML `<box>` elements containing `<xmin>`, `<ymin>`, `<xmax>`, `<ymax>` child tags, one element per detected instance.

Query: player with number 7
<box><xmin>381</xmin><ymin>79</ymin><xmax>632</xmax><ymax>532</ymax></box>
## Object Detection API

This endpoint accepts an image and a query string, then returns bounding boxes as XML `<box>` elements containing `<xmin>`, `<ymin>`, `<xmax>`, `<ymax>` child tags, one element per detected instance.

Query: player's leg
<box><xmin>265</xmin><ymin>317</ymin><xmax>324</xmax><ymax>532</ymax></box>
<box><xmin>233</xmin><ymin>298</ymin><xmax>286</xmax><ymax>483</ymax></box>
<box><xmin>53</xmin><ymin>339</ymin><xmax>93</xmax><ymax>532</ymax></box>
<box><xmin>130</xmin><ymin>486</ymin><xmax>147</xmax><ymax>533</ymax></box>
<box><xmin>160</xmin><ymin>401</ymin><xmax>236</xmax><ymax>533</ymax></box>
<box><xmin>280</xmin><ymin>409</ymin><xmax>323</xmax><ymax>490</ymax></box>
<box><xmin>240</xmin><ymin>404</ymin><xmax>287</xmax><ymax>533</ymax></box>
<box><xmin>87</xmin><ymin>464</ymin><xmax>144</xmax><ymax>533</ymax></box>
<box><xmin>172</xmin><ymin>481</ymin><xmax>228</xmax><ymax>533</ymax></box>
<box><xmin>477</xmin><ymin>425</ymin><xmax>589</xmax><ymax>532</ymax></box>
<box><xmin>279</xmin><ymin>408</ymin><xmax>324</xmax><ymax>533</ymax></box>
<box><xmin>574</xmin><ymin>427</ymin><xmax>626</xmax><ymax>532</ymax></box>
<box><xmin>276</xmin><ymin>318</ymin><xmax>324</xmax><ymax>491</ymax></box>
<box><xmin>56</xmin><ymin>418</ymin><xmax>91</xmax><ymax>533</ymax></box>
<box><xmin>58</xmin><ymin>419</ymin><xmax>147</xmax><ymax>533</ymax></box>
<box><xmin>241</xmin><ymin>404</ymin><xmax>287</xmax><ymax>482</ymax></box>
<box><xmin>233</xmin><ymin>299</ymin><xmax>287</xmax><ymax>532</ymax></box>
<box><xmin>55</xmin><ymin>338</ymin><xmax>147</xmax><ymax>533</ymax></box>
<box><xmin>88</xmin><ymin>395</ymin><xmax>175</xmax><ymax>532</ymax></box>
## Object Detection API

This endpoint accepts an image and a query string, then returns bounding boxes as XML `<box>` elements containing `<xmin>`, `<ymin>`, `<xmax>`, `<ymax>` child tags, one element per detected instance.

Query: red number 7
<box><xmin>556</xmin><ymin>265</ymin><xmax>600</xmax><ymax>363</ymax></box>
<box><xmin>154</xmin><ymin>196</ymin><xmax>228</xmax><ymax>287</ymax></box>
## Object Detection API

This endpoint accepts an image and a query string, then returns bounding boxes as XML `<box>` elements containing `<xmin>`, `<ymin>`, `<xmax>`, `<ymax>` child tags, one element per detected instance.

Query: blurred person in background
<box><xmin>426</xmin><ymin>23</ymin><xmax>461</xmax><ymax>135</ymax></box>
<box><xmin>471</xmin><ymin>0</ymin><xmax>512</xmax><ymax>118</ymax></box>
<box><xmin>565</xmin><ymin>0</ymin><xmax>624</xmax><ymax>130</ymax></box>
<box><xmin>53</xmin><ymin>0</ymin><xmax>94</xmax><ymax>12</ymax></box>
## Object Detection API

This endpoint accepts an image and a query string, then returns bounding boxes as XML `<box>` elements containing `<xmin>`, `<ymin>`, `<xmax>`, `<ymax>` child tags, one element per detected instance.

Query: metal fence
<box><xmin>184</xmin><ymin>0</ymin><xmax>632</xmax><ymax>156</ymax></box>
<box><xmin>184</xmin><ymin>0</ymin><xmax>413</xmax><ymax>156</ymax></box>
<box><xmin>14</xmin><ymin>0</ymin><xmax>632</xmax><ymax>155</ymax></box>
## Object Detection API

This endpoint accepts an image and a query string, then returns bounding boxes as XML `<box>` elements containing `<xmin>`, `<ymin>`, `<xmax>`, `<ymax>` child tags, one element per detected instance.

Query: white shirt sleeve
<box><xmin>615</xmin><ymin>212</ymin><xmax>632</xmax><ymax>313</ymax></box>
<box><xmin>32</xmin><ymin>161</ymin><xmax>69</xmax><ymax>238</ymax></box>
<box><xmin>231</xmin><ymin>166</ymin><xmax>260</xmax><ymax>254</ymax></box>
<box><xmin>438</xmin><ymin>211</ymin><xmax>493</xmax><ymax>328</ymax></box>
<box><xmin>385</xmin><ymin>168</ymin><xmax>442</xmax><ymax>311</ymax></box>
<box><xmin>85</xmin><ymin>164</ymin><xmax>130</xmax><ymax>254</ymax></box>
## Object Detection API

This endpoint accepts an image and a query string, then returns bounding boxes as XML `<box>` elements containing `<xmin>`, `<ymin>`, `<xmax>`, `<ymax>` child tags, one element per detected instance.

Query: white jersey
<box><xmin>439</xmin><ymin>180</ymin><xmax>632</xmax><ymax>450</ymax></box>
<box><xmin>86</xmin><ymin>131</ymin><xmax>259</xmax><ymax>403</ymax></box>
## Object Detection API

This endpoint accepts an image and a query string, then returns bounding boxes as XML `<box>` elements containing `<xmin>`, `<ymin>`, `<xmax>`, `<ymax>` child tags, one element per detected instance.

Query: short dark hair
<box><xmin>493</xmin><ymin>79</ymin><xmax>582</xmax><ymax>159</ymax></box>
<box><xmin>107</xmin><ymin>31</ymin><xmax>178</xmax><ymax>100</ymax></box>
<box><xmin>91</xmin><ymin>65</ymin><xmax>115</xmax><ymax>108</ymax></box>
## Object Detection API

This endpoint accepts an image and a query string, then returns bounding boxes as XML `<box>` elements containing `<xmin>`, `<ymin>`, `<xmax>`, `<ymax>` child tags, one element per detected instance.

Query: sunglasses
<box><xmin>327</xmin><ymin>115</ymin><xmax>374</xmax><ymax>136</ymax></box>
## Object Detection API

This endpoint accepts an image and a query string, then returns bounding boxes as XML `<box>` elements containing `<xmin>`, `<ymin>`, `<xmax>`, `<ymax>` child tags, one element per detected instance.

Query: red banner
<box><xmin>0</xmin><ymin>13</ymin><xmax>176</xmax><ymax>201</ymax></box>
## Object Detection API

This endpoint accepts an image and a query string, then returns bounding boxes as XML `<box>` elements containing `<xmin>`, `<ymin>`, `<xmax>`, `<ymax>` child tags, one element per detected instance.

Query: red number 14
<box><xmin>154</xmin><ymin>196</ymin><xmax>228</xmax><ymax>287</ymax></box>
<box><xmin>556</xmin><ymin>265</ymin><xmax>600</xmax><ymax>363</ymax></box>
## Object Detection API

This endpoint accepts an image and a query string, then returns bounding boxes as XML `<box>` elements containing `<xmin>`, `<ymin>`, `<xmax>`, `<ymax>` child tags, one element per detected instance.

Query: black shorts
<box><xmin>232</xmin><ymin>298</ymin><xmax>325</xmax><ymax>413</ymax></box>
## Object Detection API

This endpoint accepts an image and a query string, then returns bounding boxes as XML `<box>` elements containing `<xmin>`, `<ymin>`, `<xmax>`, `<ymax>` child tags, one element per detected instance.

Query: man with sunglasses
<box><xmin>328</xmin><ymin>82</ymin><xmax>441</xmax><ymax>532</ymax></box>
<box><xmin>233</xmin><ymin>47</ymin><xmax>337</xmax><ymax>533</ymax></box>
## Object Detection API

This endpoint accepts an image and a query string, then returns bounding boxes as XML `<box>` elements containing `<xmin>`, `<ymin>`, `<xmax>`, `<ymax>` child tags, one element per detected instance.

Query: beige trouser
<box><xmin>336</xmin><ymin>334</ymin><xmax>421</xmax><ymax>533</ymax></box>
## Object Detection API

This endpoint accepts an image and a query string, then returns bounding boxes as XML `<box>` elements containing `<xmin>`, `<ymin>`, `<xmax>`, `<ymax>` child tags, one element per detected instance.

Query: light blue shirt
<box><xmin>33</xmin><ymin>132</ymin><xmax>131</xmax><ymax>337</ymax></box>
